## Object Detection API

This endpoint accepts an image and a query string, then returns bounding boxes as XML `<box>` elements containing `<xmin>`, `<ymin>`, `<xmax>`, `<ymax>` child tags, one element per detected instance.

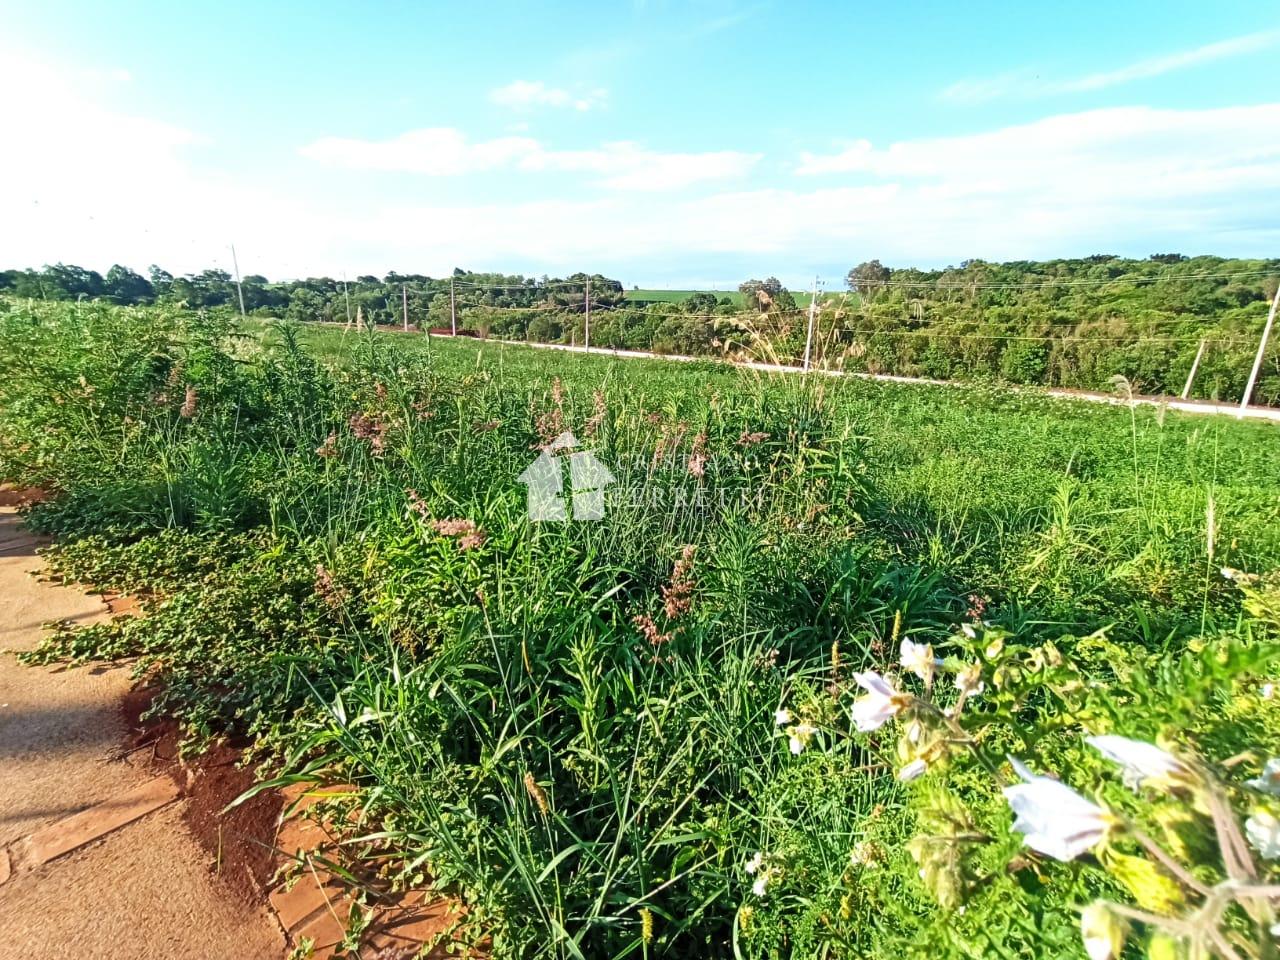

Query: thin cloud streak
<box><xmin>490</xmin><ymin>80</ymin><xmax>607</xmax><ymax>112</ymax></box>
<box><xmin>299</xmin><ymin>128</ymin><xmax>761</xmax><ymax>192</ymax></box>
<box><xmin>942</xmin><ymin>28</ymin><xmax>1280</xmax><ymax>102</ymax></box>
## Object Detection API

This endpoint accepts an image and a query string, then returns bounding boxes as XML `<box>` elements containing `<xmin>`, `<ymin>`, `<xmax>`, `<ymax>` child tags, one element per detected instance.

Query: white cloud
<box><xmin>300</xmin><ymin>128</ymin><xmax>760</xmax><ymax>191</ymax></box>
<box><xmin>943</xmin><ymin>29</ymin><xmax>1280</xmax><ymax>102</ymax></box>
<box><xmin>490</xmin><ymin>79</ymin><xmax>607</xmax><ymax>111</ymax></box>
<box><xmin>0</xmin><ymin>49</ymin><xmax>1275</xmax><ymax>287</ymax></box>
<box><xmin>314</xmin><ymin>105</ymin><xmax>1280</xmax><ymax>275</ymax></box>
<box><xmin>795</xmin><ymin>105</ymin><xmax>1280</xmax><ymax>193</ymax></box>
<box><xmin>300</xmin><ymin>128</ymin><xmax>539</xmax><ymax>176</ymax></box>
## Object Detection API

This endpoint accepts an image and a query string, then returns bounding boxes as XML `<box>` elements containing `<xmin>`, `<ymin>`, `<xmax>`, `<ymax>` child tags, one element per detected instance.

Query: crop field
<box><xmin>2</xmin><ymin>299</ymin><xmax>1279</xmax><ymax>959</ymax></box>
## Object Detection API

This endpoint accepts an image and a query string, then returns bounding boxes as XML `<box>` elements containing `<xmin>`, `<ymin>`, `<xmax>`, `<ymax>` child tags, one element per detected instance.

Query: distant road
<box><xmin>330</xmin><ymin>324</ymin><xmax>1280</xmax><ymax>424</ymax></box>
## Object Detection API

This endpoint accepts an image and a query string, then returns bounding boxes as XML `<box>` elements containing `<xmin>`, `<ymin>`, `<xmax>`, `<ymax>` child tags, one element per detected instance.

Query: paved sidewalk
<box><xmin>0</xmin><ymin>505</ymin><xmax>284</xmax><ymax>959</ymax></box>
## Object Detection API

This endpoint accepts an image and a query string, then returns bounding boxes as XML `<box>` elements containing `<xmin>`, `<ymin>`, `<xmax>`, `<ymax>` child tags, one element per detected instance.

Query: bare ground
<box><xmin>0</xmin><ymin>504</ymin><xmax>285</xmax><ymax>959</ymax></box>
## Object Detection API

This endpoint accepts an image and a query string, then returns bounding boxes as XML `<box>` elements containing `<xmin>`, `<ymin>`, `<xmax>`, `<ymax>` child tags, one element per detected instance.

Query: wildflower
<box><xmin>639</xmin><ymin>907</ymin><xmax>654</xmax><ymax>944</ymax></box>
<box><xmin>1080</xmin><ymin>901</ymin><xmax>1128</xmax><ymax>960</ymax></box>
<box><xmin>774</xmin><ymin>708</ymin><xmax>791</xmax><ymax>726</ymax></box>
<box><xmin>849</xmin><ymin>841</ymin><xmax>884</xmax><ymax>868</ymax></box>
<box><xmin>1003</xmin><ymin>758</ymin><xmax>1115</xmax><ymax>861</ymax></box>
<box><xmin>1085</xmin><ymin>735</ymin><xmax>1192</xmax><ymax>791</ymax></box>
<box><xmin>583</xmin><ymin>390</ymin><xmax>607</xmax><ymax>437</ymax></box>
<box><xmin>1262</xmin><ymin>683</ymin><xmax>1276</xmax><ymax>700</ymax></box>
<box><xmin>179</xmin><ymin>384</ymin><xmax>198</xmax><ymax>418</ymax></box>
<box><xmin>961</xmin><ymin>623</ymin><xmax>977</xmax><ymax>639</ymax></box>
<box><xmin>661</xmin><ymin>545</ymin><xmax>696</xmax><ymax>619</ymax></box>
<box><xmin>743</xmin><ymin>851</ymin><xmax>763</xmax><ymax>875</ymax></box>
<box><xmin>850</xmin><ymin>671</ymin><xmax>910</xmax><ymax>731</ymax></box>
<box><xmin>457</xmin><ymin>532</ymin><xmax>487</xmax><ymax>551</ymax></box>
<box><xmin>900</xmin><ymin>639</ymin><xmax>940</xmax><ymax>682</ymax></box>
<box><xmin>431</xmin><ymin>518</ymin><xmax>477</xmax><ymax>537</ymax></box>
<box><xmin>966</xmin><ymin>593</ymin><xmax>987</xmax><ymax>620</ymax></box>
<box><xmin>1246</xmin><ymin>812</ymin><xmax>1280</xmax><ymax>860</ymax></box>
<box><xmin>751</xmin><ymin>874</ymin><xmax>770</xmax><ymax>897</ymax></box>
<box><xmin>315</xmin><ymin>431</ymin><xmax>338</xmax><ymax>458</ymax></box>
<box><xmin>632</xmin><ymin>613</ymin><xmax>672</xmax><ymax>648</ymax></box>
<box><xmin>898</xmin><ymin>758</ymin><xmax>928</xmax><ymax>782</ymax></box>
<box><xmin>788</xmin><ymin>722</ymin><xmax>818</xmax><ymax>755</ymax></box>
<box><xmin>405</xmin><ymin>489</ymin><xmax>430</xmax><ymax>519</ymax></box>
<box><xmin>737</xmin><ymin>430</ymin><xmax>769</xmax><ymax>446</ymax></box>
<box><xmin>954</xmin><ymin>663</ymin><xmax>985</xmax><ymax>698</ymax></box>
<box><xmin>349</xmin><ymin>411</ymin><xmax>390</xmax><ymax>456</ymax></box>
<box><xmin>687</xmin><ymin>431</ymin><xmax>708</xmax><ymax>477</ymax></box>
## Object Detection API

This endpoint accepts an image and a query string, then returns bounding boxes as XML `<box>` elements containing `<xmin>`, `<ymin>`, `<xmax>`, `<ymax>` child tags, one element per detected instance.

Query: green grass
<box><xmin>3</xmin><ymin>299</ymin><xmax>1278</xmax><ymax>960</ymax></box>
<box><xmin>624</xmin><ymin>289</ymin><xmax>834</xmax><ymax>308</ymax></box>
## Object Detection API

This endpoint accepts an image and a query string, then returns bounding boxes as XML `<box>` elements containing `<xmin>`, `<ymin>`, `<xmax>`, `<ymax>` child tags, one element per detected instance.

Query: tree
<box><xmin>684</xmin><ymin>292</ymin><xmax>719</xmax><ymax>314</ymax></box>
<box><xmin>104</xmin><ymin>265</ymin><xmax>154</xmax><ymax>305</ymax></box>
<box><xmin>846</xmin><ymin>260</ymin><xmax>891</xmax><ymax>293</ymax></box>
<box><xmin>739</xmin><ymin>277</ymin><xmax>786</xmax><ymax>311</ymax></box>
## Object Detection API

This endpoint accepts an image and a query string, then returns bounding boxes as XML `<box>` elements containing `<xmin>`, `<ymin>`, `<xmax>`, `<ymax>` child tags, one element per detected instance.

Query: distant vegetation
<box><xmin>3</xmin><ymin>253</ymin><xmax>1277</xmax><ymax>402</ymax></box>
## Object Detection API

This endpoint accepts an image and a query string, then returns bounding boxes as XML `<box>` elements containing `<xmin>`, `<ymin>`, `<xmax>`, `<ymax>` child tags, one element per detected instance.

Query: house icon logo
<box><xmin>518</xmin><ymin>431</ymin><xmax>616</xmax><ymax>522</ymax></box>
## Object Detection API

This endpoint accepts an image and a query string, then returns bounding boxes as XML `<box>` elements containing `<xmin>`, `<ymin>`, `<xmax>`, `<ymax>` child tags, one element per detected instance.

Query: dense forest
<box><xmin>3</xmin><ymin>254</ymin><xmax>1277</xmax><ymax>402</ymax></box>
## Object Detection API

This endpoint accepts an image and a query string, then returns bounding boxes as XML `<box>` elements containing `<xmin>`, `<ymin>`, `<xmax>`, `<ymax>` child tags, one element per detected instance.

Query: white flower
<box><xmin>961</xmin><ymin>623</ymin><xmax>978</xmax><ymax>639</ymax></box>
<box><xmin>851</xmin><ymin>671</ymin><xmax>908</xmax><ymax>731</ymax></box>
<box><xmin>1086</xmin><ymin>735</ymin><xmax>1191</xmax><ymax>791</ymax></box>
<box><xmin>744</xmin><ymin>851</ymin><xmax>763</xmax><ymax>875</ymax></box>
<box><xmin>751</xmin><ymin>873</ymin><xmax>769</xmax><ymax>896</ymax></box>
<box><xmin>1246</xmin><ymin>812</ymin><xmax>1280</xmax><ymax>860</ymax></box>
<box><xmin>906</xmin><ymin>720</ymin><xmax>923</xmax><ymax>743</ymax></box>
<box><xmin>899</xmin><ymin>639</ymin><xmax>940</xmax><ymax>681</ymax></box>
<box><xmin>898</xmin><ymin>759</ymin><xmax>928</xmax><ymax>782</ymax></box>
<box><xmin>788</xmin><ymin>722</ymin><xmax>818</xmax><ymax>754</ymax></box>
<box><xmin>774</xmin><ymin>708</ymin><xmax>791</xmax><ymax>726</ymax></box>
<box><xmin>954</xmin><ymin>663</ymin><xmax>985</xmax><ymax>697</ymax></box>
<box><xmin>1263</xmin><ymin>683</ymin><xmax>1276</xmax><ymax>701</ymax></box>
<box><xmin>1080</xmin><ymin>901</ymin><xmax>1127</xmax><ymax>960</ymax></box>
<box><xmin>1003</xmin><ymin>758</ymin><xmax>1113</xmax><ymax>861</ymax></box>
<box><xmin>1247</xmin><ymin>759</ymin><xmax>1280</xmax><ymax>796</ymax></box>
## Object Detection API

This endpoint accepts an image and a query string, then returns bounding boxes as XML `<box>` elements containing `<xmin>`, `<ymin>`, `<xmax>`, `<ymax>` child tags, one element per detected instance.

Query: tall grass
<box><xmin>3</xmin><ymin>298</ymin><xmax>1278</xmax><ymax>958</ymax></box>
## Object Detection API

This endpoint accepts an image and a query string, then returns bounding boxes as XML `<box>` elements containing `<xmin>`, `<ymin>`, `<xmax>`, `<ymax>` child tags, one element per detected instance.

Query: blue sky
<box><xmin>2</xmin><ymin>0</ymin><xmax>1278</xmax><ymax>287</ymax></box>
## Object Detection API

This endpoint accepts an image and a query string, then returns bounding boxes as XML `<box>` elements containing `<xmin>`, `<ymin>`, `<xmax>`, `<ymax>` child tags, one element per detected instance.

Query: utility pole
<box><xmin>1181</xmin><ymin>338</ymin><xmax>1207</xmax><ymax>400</ymax></box>
<box><xmin>402</xmin><ymin>284</ymin><xmax>409</xmax><ymax>332</ymax></box>
<box><xmin>584</xmin><ymin>277</ymin><xmax>591</xmax><ymax>352</ymax></box>
<box><xmin>1241</xmin><ymin>282</ymin><xmax>1280</xmax><ymax>414</ymax></box>
<box><xmin>449</xmin><ymin>278</ymin><xmax>457</xmax><ymax>336</ymax></box>
<box><xmin>230</xmin><ymin>244</ymin><xmax>246</xmax><ymax>318</ymax></box>
<box><xmin>802</xmin><ymin>276</ymin><xmax>819</xmax><ymax>371</ymax></box>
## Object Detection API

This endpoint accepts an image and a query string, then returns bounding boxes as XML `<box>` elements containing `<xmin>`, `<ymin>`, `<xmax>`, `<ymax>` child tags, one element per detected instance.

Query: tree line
<box><xmin>0</xmin><ymin>264</ymin><xmax>625</xmax><ymax>328</ymax></box>
<box><xmin>3</xmin><ymin>254</ymin><xmax>1277</xmax><ymax>402</ymax></box>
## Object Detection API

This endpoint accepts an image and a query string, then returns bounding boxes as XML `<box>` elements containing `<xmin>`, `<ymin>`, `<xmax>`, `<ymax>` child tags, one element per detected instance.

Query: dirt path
<box><xmin>0</xmin><ymin>504</ymin><xmax>285</xmax><ymax>959</ymax></box>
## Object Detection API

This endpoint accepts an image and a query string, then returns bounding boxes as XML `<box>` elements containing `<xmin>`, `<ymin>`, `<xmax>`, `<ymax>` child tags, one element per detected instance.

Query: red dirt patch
<box><xmin>117</xmin><ymin>682</ymin><xmax>282</xmax><ymax>906</ymax></box>
<box><xmin>0</xmin><ymin>485</ymin><xmax>48</xmax><ymax>507</ymax></box>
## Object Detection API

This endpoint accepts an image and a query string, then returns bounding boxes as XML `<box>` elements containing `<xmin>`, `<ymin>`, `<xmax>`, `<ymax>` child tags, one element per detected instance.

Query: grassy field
<box><xmin>2</xmin><ymin>300</ymin><xmax>1278</xmax><ymax>959</ymax></box>
<box><xmin>625</xmin><ymin>288</ymin><xmax>833</xmax><ymax>308</ymax></box>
